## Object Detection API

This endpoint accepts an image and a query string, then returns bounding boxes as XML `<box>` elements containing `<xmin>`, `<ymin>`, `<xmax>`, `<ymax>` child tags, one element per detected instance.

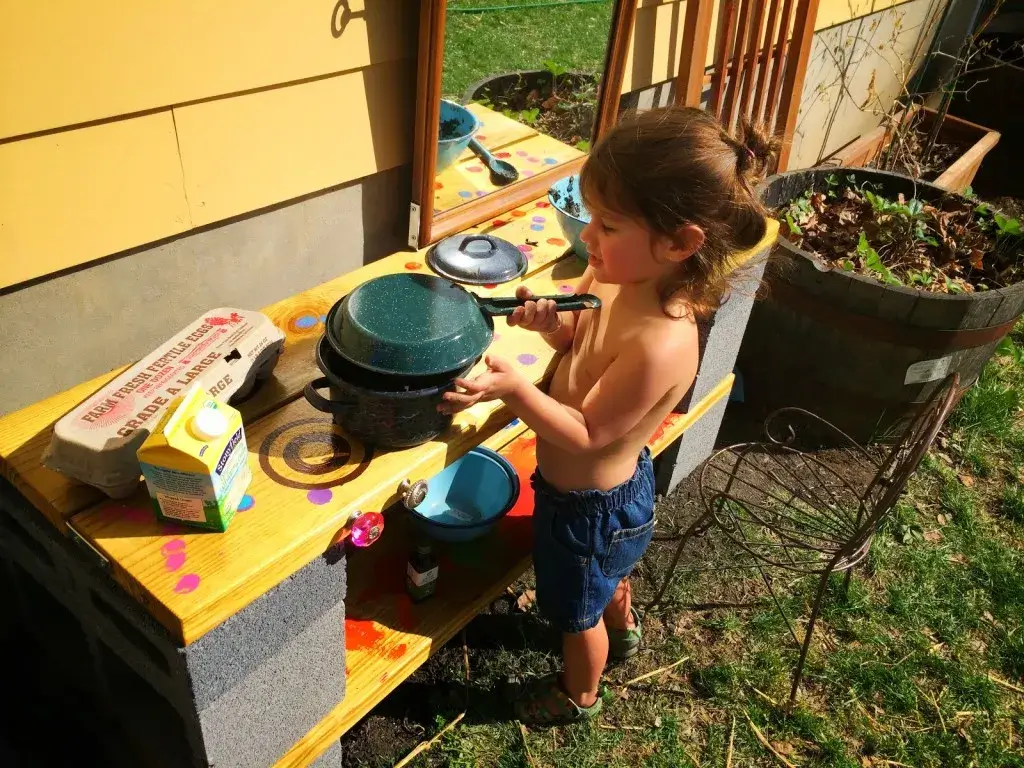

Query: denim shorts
<box><xmin>531</xmin><ymin>448</ymin><xmax>656</xmax><ymax>633</ymax></box>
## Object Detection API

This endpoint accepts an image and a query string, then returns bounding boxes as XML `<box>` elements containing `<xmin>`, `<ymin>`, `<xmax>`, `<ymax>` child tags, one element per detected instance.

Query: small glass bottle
<box><xmin>406</xmin><ymin>542</ymin><xmax>438</xmax><ymax>603</ymax></box>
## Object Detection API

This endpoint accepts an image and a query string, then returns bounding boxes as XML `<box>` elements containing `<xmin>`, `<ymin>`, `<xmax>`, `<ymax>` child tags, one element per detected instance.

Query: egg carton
<box><xmin>44</xmin><ymin>309</ymin><xmax>285</xmax><ymax>499</ymax></box>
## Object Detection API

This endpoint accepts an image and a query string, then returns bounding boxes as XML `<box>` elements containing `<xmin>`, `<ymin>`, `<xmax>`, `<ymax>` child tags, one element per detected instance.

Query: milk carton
<box><xmin>137</xmin><ymin>383</ymin><xmax>252</xmax><ymax>532</ymax></box>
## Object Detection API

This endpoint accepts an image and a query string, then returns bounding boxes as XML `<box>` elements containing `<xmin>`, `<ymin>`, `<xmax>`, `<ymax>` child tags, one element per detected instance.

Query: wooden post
<box><xmin>775</xmin><ymin>0</ymin><xmax>821</xmax><ymax>171</ymax></box>
<box><xmin>675</xmin><ymin>0</ymin><xmax>715</xmax><ymax>106</ymax></box>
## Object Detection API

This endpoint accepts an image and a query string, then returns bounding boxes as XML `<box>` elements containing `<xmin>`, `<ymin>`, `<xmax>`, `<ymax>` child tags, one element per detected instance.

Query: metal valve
<box><xmin>398</xmin><ymin>478</ymin><xmax>429</xmax><ymax>509</ymax></box>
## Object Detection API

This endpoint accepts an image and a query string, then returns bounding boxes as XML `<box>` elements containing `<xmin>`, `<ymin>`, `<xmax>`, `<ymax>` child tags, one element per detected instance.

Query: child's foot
<box><xmin>607</xmin><ymin>607</ymin><xmax>642</xmax><ymax>662</ymax></box>
<box><xmin>513</xmin><ymin>674</ymin><xmax>603</xmax><ymax>726</ymax></box>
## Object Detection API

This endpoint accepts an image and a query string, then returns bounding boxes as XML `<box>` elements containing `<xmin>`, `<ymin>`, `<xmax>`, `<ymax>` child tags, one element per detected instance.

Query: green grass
<box><xmin>362</xmin><ymin>333</ymin><xmax>1024</xmax><ymax>767</ymax></box>
<box><xmin>442</xmin><ymin>0</ymin><xmax>614</xmax><ymax>100</ymax></box>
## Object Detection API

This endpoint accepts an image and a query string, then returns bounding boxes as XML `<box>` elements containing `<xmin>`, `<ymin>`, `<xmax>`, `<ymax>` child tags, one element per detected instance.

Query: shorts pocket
<box><xmin>600</xmin><ymin>517</ymin><xmax>655</xmax><ymax>578</ymax></box>
<box><xmin>547</xmin><ymin>508</ymin><xmax>594</xmax><ymax>564</ymax></box>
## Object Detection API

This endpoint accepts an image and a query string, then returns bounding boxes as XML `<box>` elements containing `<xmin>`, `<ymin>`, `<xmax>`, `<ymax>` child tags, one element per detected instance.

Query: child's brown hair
<box><xmin>580</xmin><ymin>106</ymin><xmax>778</xmax><ymax>317</ymax></box>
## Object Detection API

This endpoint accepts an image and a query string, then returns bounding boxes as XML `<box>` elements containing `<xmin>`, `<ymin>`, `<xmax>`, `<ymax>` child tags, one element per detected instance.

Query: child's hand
<box><xmin>438</xmin><ymin>355</ymin><xmax>526</xmax><ymax>415</ymax></box>
<box><xmin>506</xmin><ymin>285</ymin><xmax>561</xmax><ymax>334</ymax></box>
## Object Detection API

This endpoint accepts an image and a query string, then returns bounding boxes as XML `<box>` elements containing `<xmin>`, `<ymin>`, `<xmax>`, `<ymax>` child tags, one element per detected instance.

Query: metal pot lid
<box><xmin>325</xmin><ymin>273</ymin><xmax>494</xmax><ymax>378</ymax></box>
<box><xmin>427</xmin><ymin>234</ymin><xmax>527</xmax><ymax>285</ymax></box>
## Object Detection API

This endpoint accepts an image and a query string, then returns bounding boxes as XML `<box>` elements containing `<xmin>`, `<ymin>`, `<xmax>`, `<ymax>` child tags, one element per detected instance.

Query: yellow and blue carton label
<box><xmin>137</xmin><ymin>383</ymin><xmax>251</xmax><ymax>532</ymax></box>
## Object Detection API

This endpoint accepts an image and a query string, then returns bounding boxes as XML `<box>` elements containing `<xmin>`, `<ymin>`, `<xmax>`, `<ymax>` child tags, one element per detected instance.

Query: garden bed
<box><xmin>826</xmin><ymin>106</ymin><xmax>1000</xmax><ymax>193</ymax></box>
<box><xmin>464</xmin><ymin>68</ymin><xmax>599</xmax><ymax>150</ymax></box>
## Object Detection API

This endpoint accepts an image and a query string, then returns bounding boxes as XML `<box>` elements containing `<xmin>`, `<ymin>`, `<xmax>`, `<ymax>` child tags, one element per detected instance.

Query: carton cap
<box><xmin>189</xmin><ymin>405</ymin><xmax>229</xmax><ymax>442</ymax></box>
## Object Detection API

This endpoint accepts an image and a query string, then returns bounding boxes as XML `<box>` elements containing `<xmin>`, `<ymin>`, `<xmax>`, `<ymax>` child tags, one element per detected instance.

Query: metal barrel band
<box><xmin>767</xmin><ymin>277</ymin><xmax>1020</xmax><ymax>353</ymax></box>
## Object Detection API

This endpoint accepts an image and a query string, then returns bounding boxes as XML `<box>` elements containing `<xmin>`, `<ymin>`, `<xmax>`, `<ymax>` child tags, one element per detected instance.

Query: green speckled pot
<box><xmin>325</xmin><ymin>273</ymin><xmax>494</xmax><ymax>378</ymax></box>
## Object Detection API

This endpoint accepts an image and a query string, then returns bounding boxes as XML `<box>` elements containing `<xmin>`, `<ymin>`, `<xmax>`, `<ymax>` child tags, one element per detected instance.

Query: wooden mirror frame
<box><xmin>408</xmin><ymin>0</ymin><xmax>637</xmax><ymax>250</ymax></box>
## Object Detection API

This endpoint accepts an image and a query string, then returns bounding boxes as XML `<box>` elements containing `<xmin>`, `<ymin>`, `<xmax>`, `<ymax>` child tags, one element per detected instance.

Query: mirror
<box><xmin>409</xmin><ymin>1</ymin><xmax>636</xmax><ymax>249</ymax></box>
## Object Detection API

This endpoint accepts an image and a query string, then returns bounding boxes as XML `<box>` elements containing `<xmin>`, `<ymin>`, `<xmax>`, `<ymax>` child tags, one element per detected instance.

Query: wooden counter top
<box><xmin>0</xmin><ymin>197</ymin><xmax>577</xmax><ymax>532</ymax></box>
<box><xmin>67</xmin><ymin>258</ymin><xmax>587</xmax><ymax>645</ymax></box>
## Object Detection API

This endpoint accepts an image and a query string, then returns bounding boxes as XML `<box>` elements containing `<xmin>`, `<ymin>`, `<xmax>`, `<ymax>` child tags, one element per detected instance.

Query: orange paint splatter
<box><xmin>510</xmin><ymin>210</ymin><xmax>526</xmax><ymax>218</ymax></box>
<box><xmin>345</xmin><ymin>618</ymin><xmax>385</xmax><ymax>651</ymax></box>
<box><xmin>435</xmin><ymin>181</ymin><xmax>443</xmax><ymax>190</ymax></box>
<box><xmin>546</xmin><ymin>237</ymin><xmax>567</xmax><ymax>246</ymax></box>
<box><xmin>405</xmin><ymin>261</ymin><xmax>422</xmax><ymax>270</ymax></box>
<box><xmin>388</xmin><ymin>643</ymin><xmax>408</xmax><ymax>660</ymax></box>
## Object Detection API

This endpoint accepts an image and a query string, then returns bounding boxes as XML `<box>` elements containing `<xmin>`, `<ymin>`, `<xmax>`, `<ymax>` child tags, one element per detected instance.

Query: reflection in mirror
<box><xmin>433</xmin><ymin>1</ymin><xmax>616</xmax><ymax>219</ymax></box>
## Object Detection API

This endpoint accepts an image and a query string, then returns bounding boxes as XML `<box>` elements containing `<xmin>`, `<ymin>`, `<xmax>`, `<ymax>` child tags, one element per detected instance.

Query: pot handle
<box><xmin>304</xmin><ymin>377</ymin><xmax>356</xmax><ymax>415</ymax></box>
<box><xmin>475</xmin><ymin>293</ymin><xmax>602</xmax><ymax>317</ymax></box>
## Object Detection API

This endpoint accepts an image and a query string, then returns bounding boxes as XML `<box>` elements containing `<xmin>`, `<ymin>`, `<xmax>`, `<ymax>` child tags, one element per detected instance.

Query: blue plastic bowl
<box><xmin>436</xmin><ymin>99</ymin><xmax>479</xmax><ymax>175</ymax></box>
<box><xmin>408</xmin><ymin>446</ymin><xmax>520</xmax><ymax>543</ymax></box>
<box><xmin>548</xmin><ymin>175</ymin><xmax>591</xmax><ymax>262</ymax></box>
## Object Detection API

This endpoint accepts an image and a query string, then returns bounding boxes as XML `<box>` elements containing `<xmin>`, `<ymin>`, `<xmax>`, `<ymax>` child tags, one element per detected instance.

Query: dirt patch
<box><xmin>473</xmin><ymin>71</ymin><xmax>598</xmax><ymax>150</ymax></box>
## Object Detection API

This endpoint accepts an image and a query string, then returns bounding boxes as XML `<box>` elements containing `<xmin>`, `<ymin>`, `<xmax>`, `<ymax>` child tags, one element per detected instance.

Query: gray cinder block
<box><xmin>656</xmin><ymin>395</ymin><xmax>730</xmax><ymax>496</ymax></box>
<box><xmin>2</xmin><ymin>477</ymin><xmax>349</xmax><ymax>767</ymax></box>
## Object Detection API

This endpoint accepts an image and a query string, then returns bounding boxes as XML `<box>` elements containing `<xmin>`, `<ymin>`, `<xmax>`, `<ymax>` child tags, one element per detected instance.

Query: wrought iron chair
<box><xmin>646</xmin><ymin>374</ymin><xmax>960</xmax><ymax>705</ymax></box>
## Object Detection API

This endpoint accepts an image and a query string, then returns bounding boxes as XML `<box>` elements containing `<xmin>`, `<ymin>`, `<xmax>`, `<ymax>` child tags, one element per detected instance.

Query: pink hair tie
<box><xmin>745</xmin><ymin>147</ymin><xmax>756</xmax><ymax>162</ymax></box>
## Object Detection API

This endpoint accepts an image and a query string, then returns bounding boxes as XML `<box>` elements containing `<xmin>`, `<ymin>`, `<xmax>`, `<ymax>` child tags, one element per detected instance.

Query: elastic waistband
<box><xmin>531</xmin><ymin>448</ymin><xmax>653</xmax><ymax>516</ymax></box>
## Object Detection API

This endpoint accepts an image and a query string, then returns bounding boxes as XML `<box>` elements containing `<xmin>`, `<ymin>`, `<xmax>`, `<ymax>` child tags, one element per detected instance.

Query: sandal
<box><xmin>513</xmin><ymin>674</ymin><xmax>603</xmax><ymax>726</ymax></box>
<box><xmin>607</xmin><ymin>607</ymin><xmax>642</xmax><ymax>662</ymax></box>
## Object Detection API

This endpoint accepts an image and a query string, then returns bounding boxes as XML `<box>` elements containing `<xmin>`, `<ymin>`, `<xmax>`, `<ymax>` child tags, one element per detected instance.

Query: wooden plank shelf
<box><xmin>275</xmin><ymin>374</ymin><xmax>734</xmax><ymax>768</ymax></box>
<box><xmin>67</xmin><ymin>261</ymin><xmax>591</xmax><ymax>645</ymax></box>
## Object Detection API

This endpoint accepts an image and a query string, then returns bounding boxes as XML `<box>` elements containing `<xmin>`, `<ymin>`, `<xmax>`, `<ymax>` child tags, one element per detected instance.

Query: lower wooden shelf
<box><xmin>274</xmin><ymin>374</ymin><xmax>733</xmax><ymax>767</ymax></box>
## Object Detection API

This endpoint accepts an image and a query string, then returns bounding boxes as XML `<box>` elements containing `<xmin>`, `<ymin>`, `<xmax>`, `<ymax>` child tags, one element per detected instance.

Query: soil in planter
<box><xmin>871</xmin><ymin>122</ymin><xmax>973</xmax><ymax>182</ymax></box>
<box><xmin>776</xmin><ymin>172</ymin><xmax>1024</xmax><ymax>294</ymax></box>
<box><xmin>474</xmin><ymin>71</ymin><xmax>598</xmax><ymax>150</ymax></box>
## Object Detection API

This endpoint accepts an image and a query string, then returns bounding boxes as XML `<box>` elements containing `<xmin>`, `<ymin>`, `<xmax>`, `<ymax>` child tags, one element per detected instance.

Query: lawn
<box><xmin>441</xmin><ymin>0</ymin><xmax>615</xmax><ymax>101</ymax></box>
<box><xmin>340</xmin><ymin>329</ymin><xmax>1024</xmax><ymax>767</ymax></box>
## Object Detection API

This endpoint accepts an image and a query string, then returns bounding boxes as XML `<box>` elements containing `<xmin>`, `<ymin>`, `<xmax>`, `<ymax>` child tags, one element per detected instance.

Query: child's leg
<box><xmin>561</xmin><ymin>620</ymin><xmax>608</xmax><ymax>708</ymax></box>
<box><xmin>603</xmin><ymin>578</ymin><xmax>636</xmax><ymax>630</ymax></box>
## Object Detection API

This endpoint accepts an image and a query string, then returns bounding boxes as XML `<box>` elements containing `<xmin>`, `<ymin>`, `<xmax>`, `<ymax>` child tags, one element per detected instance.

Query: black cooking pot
<box><xmin>303</xmin><ymin>336</ymin><xmax>472</xmax><ymax>449</ymax></box>
<box><xmin>325</xmin><ymin>272</ymin><xmax>600</xmax><ymax>379</ymax></box>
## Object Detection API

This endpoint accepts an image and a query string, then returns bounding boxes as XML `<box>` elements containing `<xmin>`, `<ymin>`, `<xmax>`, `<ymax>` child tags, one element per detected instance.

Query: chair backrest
<box><xmin>841</xmin><ymin>374</ymin><xmax>961</xmax><ymax>560</ymax></box>
<box><xmin>675</xmin><ymin>0</ymin><xmax>821</xmax><ymax>171</ymax></box>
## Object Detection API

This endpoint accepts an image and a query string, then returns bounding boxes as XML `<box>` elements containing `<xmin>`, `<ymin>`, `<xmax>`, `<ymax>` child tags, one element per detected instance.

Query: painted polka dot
<box><xmin>294</xmin><ymin>314</ymin><xmax>318</xmax><ymax>330</ymax></box>
<box><xmin>493</xmin><ymin>333</ymin><xmax>502</xmax><ymax>341</ymax></box>
<box><xmin>495</xmin><ymin>151</ymin><xmax>512</xmax><ymax>158</ymax></box>
<box><xmin>476</xmin><ymin>190</ymin><xmax>486</xmax><ymax>196</ymax></box>
<box><xmin>174</xmin><ymin>574</ymin><xmax>201</xmax><ymax>594</ymax></box>
<box><xmin>483</xmin><ymin>283</ymin><xmax>498</xmax><ymax>289</ymax></box>
<box><xmin>522</xmin><ymin>170</ymin><xmax>535</xmax><ymax>178</ymax></box>
<box><xmin>491</xmin><ymin>219</ymin><xmax>507</xmax><ymax>227</ymax></box>
<box><xmin>544</xmin><ymin>157</ymin><xmax>558</xmax><ymax>165</ymax></box>
<box><xmin>559</xmin><ymin>284</ymin><xmax>574</xmax><ymax>293</ymax></box>
<box><xmin>547</xmin><ymin>237</ymin><xmax>567</xmax><ymax>246</ymax></box>
<box><xmin>161</xmin><ymin>538</ymin><xmax>186</xmax><ymax>555</ymax></box>
<box><xmin>477</xmin><ymin>134</ymin><xmax>487</xmax><ymax>141</ymax></box>
<box><xmin>530</xmin><ymin>224</ymin><xmax>544</xmax><ymax>232</ymax></box>
<box><xmin>532</xmin><ymin>216</ymin><xmax>546</xmax><ymax>223</ymax></box>
<box><xmin>237</xmin><ymin>494</ymin><xmax>255</xmax><ymax>512</ymax></box>
<box><xmin>510</xmin><ymin>418</ymin><xmax>521</xmax><ymax>426</ymax></box>
<box><xmin>467</xmin><ymin>165</ymin><xmax>484</xmax><ymax>173</ymax></box>
<box><xmin>517</xmin><ymin>244</ymin><xmax>533</xmax><ymax>253</ymax></box>
<box><xmin>307</xmin><ymin>489</ymin><xmax>333</xmax><ymax>505</ymax></box>
<box><xmin>537</xmin><ymin>202</ymin><xmax>551</xmax><ymax>208</ymax></box>
<box><xmin>435</xmin><ymin>181</ymin><xmax>443</xmax><ymax>190</ymax></box>
<box><xmin>528</xmin><ymin>157</ymin><xmax>540</xmax><ymax>164</ymax></box>
<box><xmin>511</xmin><ymin>210</ymin><xmax>526</xmax><ymax>218</ymax></box>
<box><xmin>405</xmin><ymin>261</ymin><xmax>422</xmax><ymax>270</ymax></box>
<box><xmin>319</xmin><ymin>315</ymin><xmax>327</xmax><ymax>323</ymax></box>
<box><xmin>517</xmin><ymin>150</ymin><xmax>529</xmax><ymax>157</ymax></box>
<box><xmin>458</xmin><ymin>190</ymin><xmax>473</xmax><ymax>199</ymax></box>
<box><xmin>165</xmin><ymin>552</ymin><xmax>187</xmax><ymax>572</ymax></box>
<box><xmin>517</xmin><ymin>354</ymin><xmax>538</xmax><ymax>366</ymax></box>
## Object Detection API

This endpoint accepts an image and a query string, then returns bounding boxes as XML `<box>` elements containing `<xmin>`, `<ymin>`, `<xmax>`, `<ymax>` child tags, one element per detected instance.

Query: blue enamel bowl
<box><xmin>409</xmin><ymin>446</ymin><xmax>520</xmax><ymax>543</ymax></box>
<box><xmin>437</xmin><ymin>99</ymin><xmax>479</xmax><ymax>175</ymax></box>
<box><xmin>548</xmin><ymin>175</ymin><xmax>591</xmax><ymax>262</ymax></box>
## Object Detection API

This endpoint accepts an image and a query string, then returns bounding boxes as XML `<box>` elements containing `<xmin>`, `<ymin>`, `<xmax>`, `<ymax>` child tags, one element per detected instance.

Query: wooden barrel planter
<box><xmin>737</xmin><ymin>167</ymin><xmax>1024</xmax><ymax>442</ymax></box>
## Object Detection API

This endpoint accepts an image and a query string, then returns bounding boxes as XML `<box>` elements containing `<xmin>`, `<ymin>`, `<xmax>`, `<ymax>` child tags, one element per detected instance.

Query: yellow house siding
<box><xmin>623</xmin><ymin>0</ymin><xmax>918</xmax><ymax>93</ymax></box>
<box><xmin>174</xmin><ymin>60</ymin><xmax>414</xmax><ymax>228</ymax></box>
<box><xmin>0</xmin><ymin>0</ymin><xmax>414</xmax><ymax>141</ymax></box>
<box><xmin>0</xmin><ymin>113</ymin><xmax>191</xmax><ymax>289</ymax></box>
